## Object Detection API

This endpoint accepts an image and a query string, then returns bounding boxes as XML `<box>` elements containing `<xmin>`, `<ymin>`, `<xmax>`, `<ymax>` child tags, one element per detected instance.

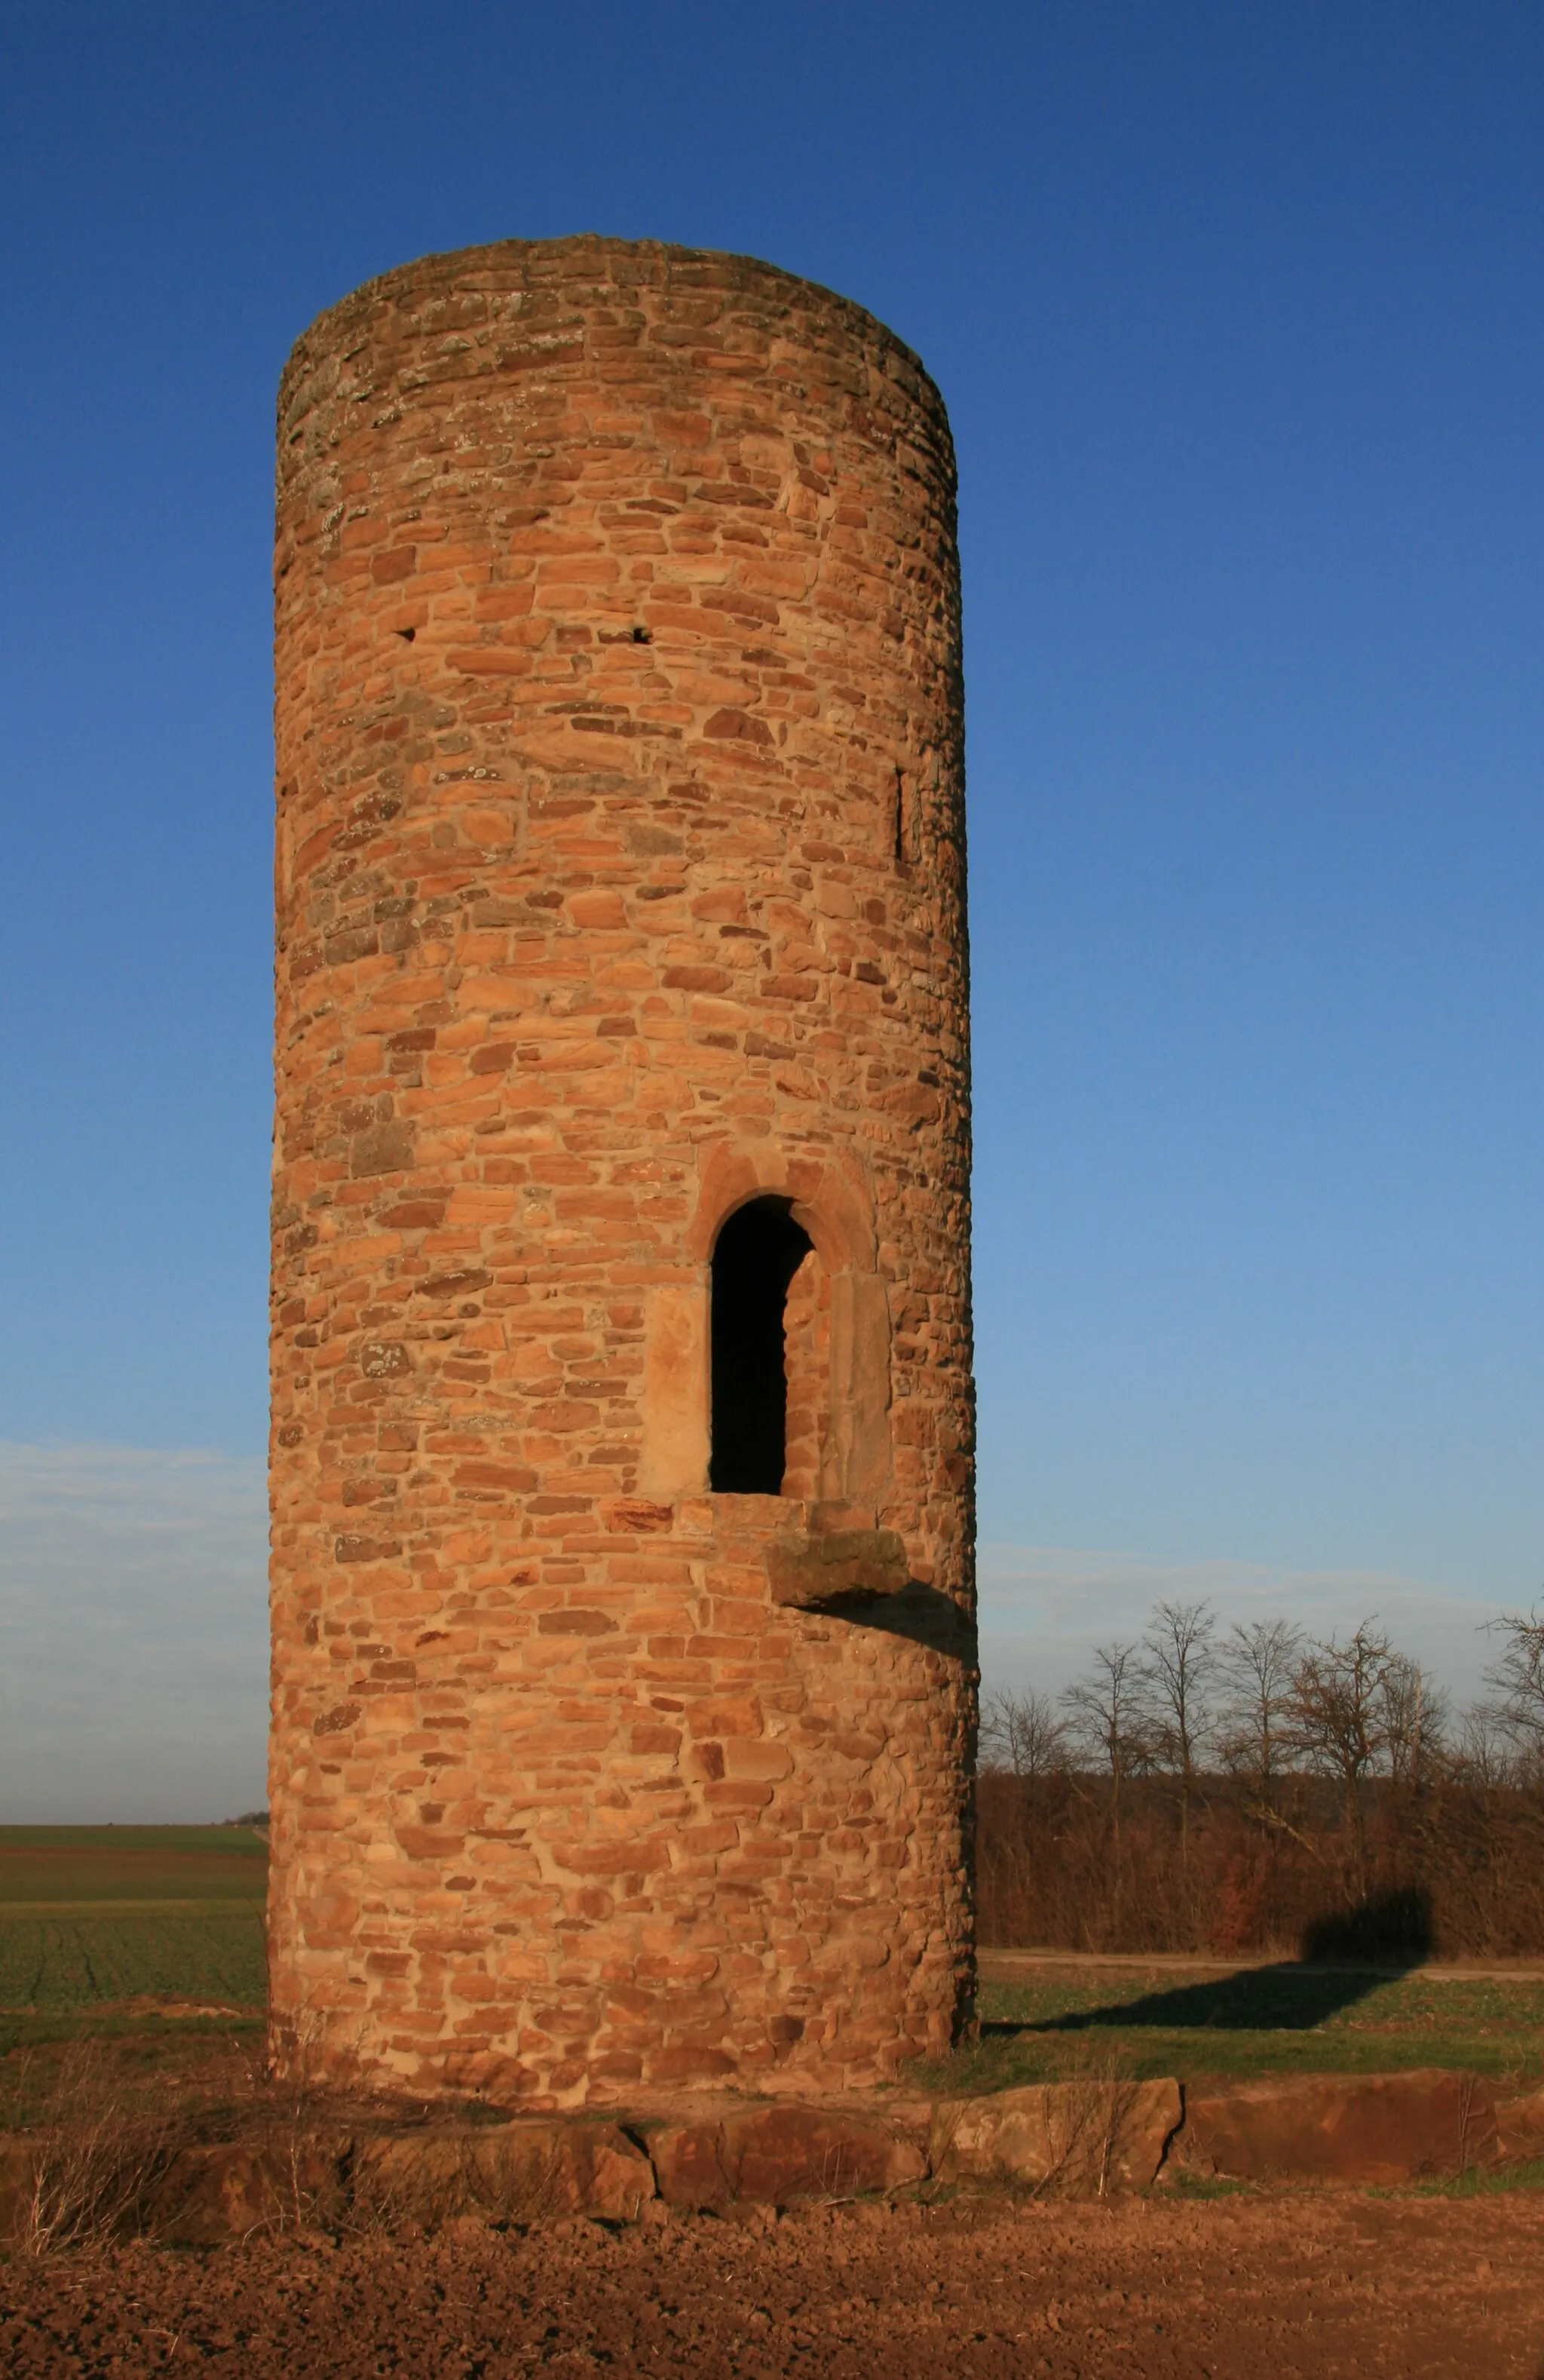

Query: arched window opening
<box><xmin>709</xmin><ymin>1196</ymin><xmax>814</xmax><ymax>1494</ymax></box>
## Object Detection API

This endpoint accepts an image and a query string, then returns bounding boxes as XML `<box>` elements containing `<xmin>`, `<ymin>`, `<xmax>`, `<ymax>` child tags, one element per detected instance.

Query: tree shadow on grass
<box><xmin>994</xmin><ymin>1888</ymin><xmax>1434</xmax><ymax>2039</ymax></box>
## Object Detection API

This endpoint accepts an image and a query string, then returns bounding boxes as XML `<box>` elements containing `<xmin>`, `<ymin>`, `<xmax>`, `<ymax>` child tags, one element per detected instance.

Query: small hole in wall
<box><xmin>709</xmin><ymin>1196</ymin><xmax>813</xmax><ymax>1495</ymax></box>
<box><xmin>395</xmin><ymin>627</ymin><xmax>416</xmax><ymax>642</ymax></box>
<box><xmin>630</xmin><ymin>624</ymin><xmax>652</xmax><ymax>643</ymax></box>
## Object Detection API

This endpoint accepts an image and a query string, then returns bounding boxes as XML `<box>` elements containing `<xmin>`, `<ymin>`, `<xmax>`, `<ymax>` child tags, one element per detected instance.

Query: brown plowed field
<box><xmin>4</xmin><ymin>2190</ymin><xmax>1542</xmax><ymax>2378</ymax></box>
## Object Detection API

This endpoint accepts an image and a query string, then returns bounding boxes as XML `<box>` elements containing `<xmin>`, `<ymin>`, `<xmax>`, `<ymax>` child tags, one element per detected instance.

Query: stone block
<box><xmin>931</xmin><ymin>2078</ymin><xmax>1181</xmax><ymax>2195</ymax></box>
<box><xmin>354</xmin><ymin>2121</ymin><xmax>655</xmax><ymax>2224</ymax></box>
<box><xmin>766</xmin><ymin>1528</ymin><xmax>911</xmax><ymax>1608</ymax></box>
<box><xmin>152</xmin><ymin>2143</ymin><xmax>329</xmax><ymax>2247</ymax></box>
<box><xmin>648</xmin><ymin>2103</ymin><xmax>926</xmax><ymax>2209</ymax></box>
<box><xmin>1178</xmin><ymin>2069</ymin><xmax>1498</xmax><ymax>2184</ymax></box>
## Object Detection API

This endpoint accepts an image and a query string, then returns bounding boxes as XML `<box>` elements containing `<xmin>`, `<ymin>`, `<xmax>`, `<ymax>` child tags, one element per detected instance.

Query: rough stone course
<box><xmin>0</xmin><ymin>2065</ymin><xmax>1521</xmax><ymax>2254</ymax></box>
<box><xmin>268</xmin><ymin>235</ymin><xmax>975</xmax><ymax>2106</ymax></box>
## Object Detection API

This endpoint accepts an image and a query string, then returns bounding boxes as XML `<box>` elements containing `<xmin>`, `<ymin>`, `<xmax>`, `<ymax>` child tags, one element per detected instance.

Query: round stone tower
<box><xmin>268</xmin><ymin>235</ymin><xmax>974</xmax><ymax>2106</ymax></box>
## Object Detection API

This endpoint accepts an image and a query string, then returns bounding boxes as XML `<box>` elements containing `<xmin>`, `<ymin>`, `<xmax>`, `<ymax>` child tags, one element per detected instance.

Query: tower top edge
<box><xmin>279</xmin><ymin>233</ymin><xmax>945</xmax><ymax>420</ymax></box>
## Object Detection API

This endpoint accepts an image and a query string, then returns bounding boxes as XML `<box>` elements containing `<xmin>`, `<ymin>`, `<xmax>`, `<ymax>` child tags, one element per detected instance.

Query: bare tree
<box><xmin>1061</xmin><ymin>1641</ymin><xmax>1153</xmax><ymax>1944</ymax></box>
<box><xmin>1380</xmin><ymin>1654</ymin><xmax>1449</xmax><ymax>1795</ymax></box>
<box><xmin>1484</xmin><ymin>1605</ymin><xmax>1544</xmax><ymax>1769</ymax></box>
<box><xmin>1218</xmin><ymin>1617</ymin><xmax>1303</xmax><ymax>1811</ymax></box>
<box><xmin>979</xmin><ymin>1688</ymin><xmax>1069</xmax><ymax>1780</ymax></box>
<box><xmin>1062</xmin><ymin>1643</ymin><xmax>1151</xmax><ymax>1836</ymax></box>
<box><xmin>1287</xmin><ymin>1621</ymin><xmax>1393</xmax><ymax>1896</ymax></box>
<box><xmin>1452</xmin><ymin>1702</ymin><xmax>1518</xmax><ymax>1790</ymax></box>
<box><xmin>1141</xmin><ymin>1599</ymin><xmax>1218</xmax><ymax>1862</ymax></box>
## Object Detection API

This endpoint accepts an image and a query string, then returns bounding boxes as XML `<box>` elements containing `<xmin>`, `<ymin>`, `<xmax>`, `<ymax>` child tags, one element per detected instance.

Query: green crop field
<box><xmin>0</xmin><ymin>1825</ymin><xmax>268</xmax><ymax>1907</ymax></box>
<box><xmin>924</xmin><ymin>1956</ymin><xmax>1544</xmax><ymax>2098</ymax></box>
<box><xmin>0</xmin><ymin>1827</ymin><xmax>268</xmax><ymax>2047</ymax></box>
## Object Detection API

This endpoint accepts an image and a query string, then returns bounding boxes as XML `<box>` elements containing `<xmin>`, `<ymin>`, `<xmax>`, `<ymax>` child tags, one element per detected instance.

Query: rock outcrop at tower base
<box><xmin>268</xmin><ymin>235</ymin><xmax>974</xmax><ymax>2106</ymax></box>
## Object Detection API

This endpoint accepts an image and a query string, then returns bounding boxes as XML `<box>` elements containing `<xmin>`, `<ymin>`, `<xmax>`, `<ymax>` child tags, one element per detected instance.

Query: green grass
<box><xmin>0</xmin><ymin>1828</ymin><xmax>268</xmax><ymax>2046</ymax></box>
<box><xmin>1380</xmin><ymin>2153</ymin><xmax>1544</xmax><ymax>2200</ymax></box>
<box><xmin>918</xmin><ymin>1960</ymin><xmax>1544</xmax><ymax>2098</ymax></box>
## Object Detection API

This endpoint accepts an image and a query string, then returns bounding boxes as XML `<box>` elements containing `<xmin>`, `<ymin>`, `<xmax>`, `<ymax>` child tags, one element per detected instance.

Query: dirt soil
<box><xmin>3</xmin><ymin>2191</ymin><xmax>1542</xmax><ymax>2378</ymax></box>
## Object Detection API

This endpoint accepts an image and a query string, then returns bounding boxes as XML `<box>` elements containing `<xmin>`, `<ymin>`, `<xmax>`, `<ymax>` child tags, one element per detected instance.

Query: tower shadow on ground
<box><xmin>991</xmin><ymin>1888</ymin><xmax>1435</xmax><ymax>2038</ymax></box>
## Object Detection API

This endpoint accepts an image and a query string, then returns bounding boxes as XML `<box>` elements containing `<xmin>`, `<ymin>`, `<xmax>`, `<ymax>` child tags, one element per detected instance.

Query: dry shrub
<box><xmin>0</xmin><ymin>2020</ymin><xmax>368</xmax><ymax>2256</ymax></box>
<box><xmin>929</xmin><ymin>2041</ymin><xmax>1150</xmax><ymax>2202</ymax></box>
<box><xmin>348</xmin><ymin>2133</ymin><xmax>571</xmax><ymax>2235</ymax></box>
<box><xmin>257</xmin><ymin>2025</ymin><xmax>339</xmax><ymax>2232</ymax></box>
<box><xmin>1031</xmin><ymin>2047</ymin><xmax>1145</xmax><ymax>2201</ymax></box>
<box><xmin>976</xmin><ymin>1767</ymin><xmax>1544</xmax><ymax>1958</ymax></box>
<box><xmin>0</xmin><ymin>2014</ymin><xmax>593</xmax><ymax>2255</ymax></box>
<box><xmin>4</xmin><ymin>2039</ymin><xmax>182</xmax><ymax>2256</ymax></box>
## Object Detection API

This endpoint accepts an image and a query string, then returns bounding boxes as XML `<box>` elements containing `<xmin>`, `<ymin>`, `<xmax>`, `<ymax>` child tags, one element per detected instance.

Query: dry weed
<box><xmin>1031</xmin><ymin>2045</ymin><xmax>1144</xmax><ymax>2199</ymax></box>
<box><xmin>5</xmin><ymin>2039</ymin><xmax>182</xmax><ymax>2256</ymax></box>
<box><xmin>347</xmin><ymin>2132</ymin><xmax>571</xmax><ymax>2235</ymax></box>
<box><xmin>242</xmin><ymin>2013</ymin><xmax>355</xmax><ymax>2236</ymax></box>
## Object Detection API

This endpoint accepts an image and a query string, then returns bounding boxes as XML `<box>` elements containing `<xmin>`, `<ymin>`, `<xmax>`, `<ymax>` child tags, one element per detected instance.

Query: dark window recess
<box><xmin>709</xmin><ymin>1197</ymin><xmax>813</xmax><ymax>1494</ymax></box>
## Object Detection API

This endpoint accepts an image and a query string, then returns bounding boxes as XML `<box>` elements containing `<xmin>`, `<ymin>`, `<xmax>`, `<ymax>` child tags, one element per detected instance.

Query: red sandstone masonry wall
<box><xmin>268</xmin><ymin>236</ymin><xmax>975</xmax><ymax>2106</ymax></box>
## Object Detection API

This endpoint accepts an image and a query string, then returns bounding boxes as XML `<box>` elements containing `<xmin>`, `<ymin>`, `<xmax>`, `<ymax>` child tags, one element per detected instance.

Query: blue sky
<box><xmin>1</xmin><ymin>3</ymin><xmax>1540</xmax><ymax>1812</ymax></box>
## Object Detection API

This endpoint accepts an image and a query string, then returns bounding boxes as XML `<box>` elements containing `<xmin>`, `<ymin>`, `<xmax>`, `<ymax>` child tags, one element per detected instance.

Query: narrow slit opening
<box><xmin>709</xmin><ymin>1196</ymin><xmax>813</xmax><ymax>1494</ymax></box>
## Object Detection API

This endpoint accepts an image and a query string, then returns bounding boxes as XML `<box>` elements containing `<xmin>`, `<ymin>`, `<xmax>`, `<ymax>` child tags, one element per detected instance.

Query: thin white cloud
<box><xmin>0</xmin><ymin>1442</ymin><xmax>268</xmax><ymax>1822</ymax></box>
<box><xmin>979</xmin><ymin>1541</ymin><xmax>1509</xmax><ymax>1710</ymax></box>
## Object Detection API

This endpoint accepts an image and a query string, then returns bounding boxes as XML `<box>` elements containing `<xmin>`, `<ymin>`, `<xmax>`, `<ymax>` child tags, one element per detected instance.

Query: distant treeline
<box><xmin>976</xmin><ymin>1600</ymin><xmax>1544</xmax><ymax>1960</ymax></box>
